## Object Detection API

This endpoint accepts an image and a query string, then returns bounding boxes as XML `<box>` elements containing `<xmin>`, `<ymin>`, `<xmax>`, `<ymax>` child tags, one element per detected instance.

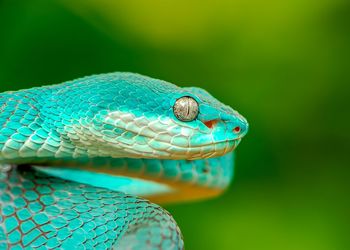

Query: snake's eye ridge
<box><xmin>173</xmin><ymin>96</ymin><xmax>199</xmax><ymax>122</ymax></box>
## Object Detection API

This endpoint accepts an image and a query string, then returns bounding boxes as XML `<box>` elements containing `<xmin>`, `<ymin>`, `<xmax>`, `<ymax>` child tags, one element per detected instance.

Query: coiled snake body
<box><xmin>0</xmin><ymin>73</ymin><xmax>248</xmax><ymax>249</ymax></box>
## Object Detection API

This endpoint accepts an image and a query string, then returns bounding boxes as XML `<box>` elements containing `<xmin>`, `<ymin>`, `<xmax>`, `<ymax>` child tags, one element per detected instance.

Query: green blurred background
<box><xmin>0</xmin><ymin>0</ymin><xmax>349</xmax><ymax>249</ymax></box>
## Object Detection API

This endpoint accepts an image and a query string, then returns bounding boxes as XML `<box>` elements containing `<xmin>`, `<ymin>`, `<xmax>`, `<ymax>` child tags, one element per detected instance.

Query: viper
<box><xmin>0</xmin><ymin>72</ymin><xmax>248</xmax><ymax>249</ymax></box>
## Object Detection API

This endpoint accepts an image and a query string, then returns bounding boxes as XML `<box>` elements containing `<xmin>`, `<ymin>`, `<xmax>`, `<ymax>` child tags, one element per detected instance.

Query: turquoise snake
<box><xmin>0</xmin><ymin>72</ymin><xmax>248</xmax><ymax>249</ymax></box>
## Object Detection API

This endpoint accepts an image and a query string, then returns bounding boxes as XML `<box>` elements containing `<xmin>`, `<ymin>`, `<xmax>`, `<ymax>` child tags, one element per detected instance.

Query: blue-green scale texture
<box><xmin>0</xmin><ymin>166</ymin><xmax>183</xmax><ymax>249</ymax></box>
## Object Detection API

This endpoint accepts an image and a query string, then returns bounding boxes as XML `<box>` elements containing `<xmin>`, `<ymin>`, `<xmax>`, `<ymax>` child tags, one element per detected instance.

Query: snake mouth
<box><xmin>114</xmin><ymin>127</ymin><xmax>242</xmax><ymax>160</ymax></box>
<box><xmin>185</xmin><ymin>138</ymin><xmax>241</xmax><ymax>160</ymax></box>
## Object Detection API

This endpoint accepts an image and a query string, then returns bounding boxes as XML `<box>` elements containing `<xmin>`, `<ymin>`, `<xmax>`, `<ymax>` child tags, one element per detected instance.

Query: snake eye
<box><xmin>173</xmin><ymin>96</ymin><xmax>199</xmax><ymax>122</ymax></box>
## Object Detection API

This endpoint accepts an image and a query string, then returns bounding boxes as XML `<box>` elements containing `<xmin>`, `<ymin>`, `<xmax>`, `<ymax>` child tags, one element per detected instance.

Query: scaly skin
<box><xmin>0</xmin><ymin>73</ymin><xmax>248</xmax><ymax>249</ymax></box>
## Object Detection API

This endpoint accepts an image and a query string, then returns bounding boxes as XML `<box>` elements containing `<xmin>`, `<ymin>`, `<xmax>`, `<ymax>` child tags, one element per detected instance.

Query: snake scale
<box><xmin>0</xmin><ymin>72</ymin><xmax>248</xmax><ymax>249</ymax></box>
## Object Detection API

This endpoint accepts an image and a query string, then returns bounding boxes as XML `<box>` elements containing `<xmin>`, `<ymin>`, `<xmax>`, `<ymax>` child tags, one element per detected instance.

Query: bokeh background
<box><xmin>0</xmin><ymin>1</ymin><xmax>349</xmax><ymax>249</ymax></box>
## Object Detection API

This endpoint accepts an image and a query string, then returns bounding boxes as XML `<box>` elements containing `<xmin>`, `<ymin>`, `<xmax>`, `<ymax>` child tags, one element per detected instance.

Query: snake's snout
<box><xmin>201</xmin><ymin>115</ymin><xmax>248</xmax><ymax>142</ymax></box>
<box><xmin>229</xmin><ymin>113</ymin><xmax>249</xmax><ymax>140</ymax></box>
<box><xmin>233</xmin><ymin>119</ymin><xmax>249</xmax><ymax>139</ymax></box>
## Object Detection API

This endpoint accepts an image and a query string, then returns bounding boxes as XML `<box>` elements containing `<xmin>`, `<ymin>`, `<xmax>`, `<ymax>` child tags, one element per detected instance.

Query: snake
<box><xmin>0</xmin><ymin>72</ymin><xmax>248</xmax><ymax>249</ymax></box>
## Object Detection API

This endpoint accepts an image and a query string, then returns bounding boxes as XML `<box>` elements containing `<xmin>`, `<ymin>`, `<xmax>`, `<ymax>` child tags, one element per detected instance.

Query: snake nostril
<box><xmin>233</xmin><ymin>126</ymin><xmax>241</xmax><ymax>133</ymax></box>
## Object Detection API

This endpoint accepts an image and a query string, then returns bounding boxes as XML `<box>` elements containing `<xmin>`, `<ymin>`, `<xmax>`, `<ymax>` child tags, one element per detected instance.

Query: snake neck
<box><xmin>0</xmin><ymin>87</ymin><xmax>76</xmax><ymax>163</ymax></box>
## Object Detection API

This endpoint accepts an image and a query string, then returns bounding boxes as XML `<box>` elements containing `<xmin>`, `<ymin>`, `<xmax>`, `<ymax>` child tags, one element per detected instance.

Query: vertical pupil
<box><xmin>186</xmin><ymin>99</ymin><xmax>190</xmax><ymax>116</ymax></box>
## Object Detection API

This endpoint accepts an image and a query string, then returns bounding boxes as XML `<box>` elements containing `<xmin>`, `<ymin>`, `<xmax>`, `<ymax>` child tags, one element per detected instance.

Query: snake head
<box><xmin>55</xmin><ymin>73</ymin><xmax>248</xmax><ymax>160</ymax></box>
<box><xmin>179</xmin><ymin>86</ymin><xmax>248</xmax><ymax>141</ymax></box>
